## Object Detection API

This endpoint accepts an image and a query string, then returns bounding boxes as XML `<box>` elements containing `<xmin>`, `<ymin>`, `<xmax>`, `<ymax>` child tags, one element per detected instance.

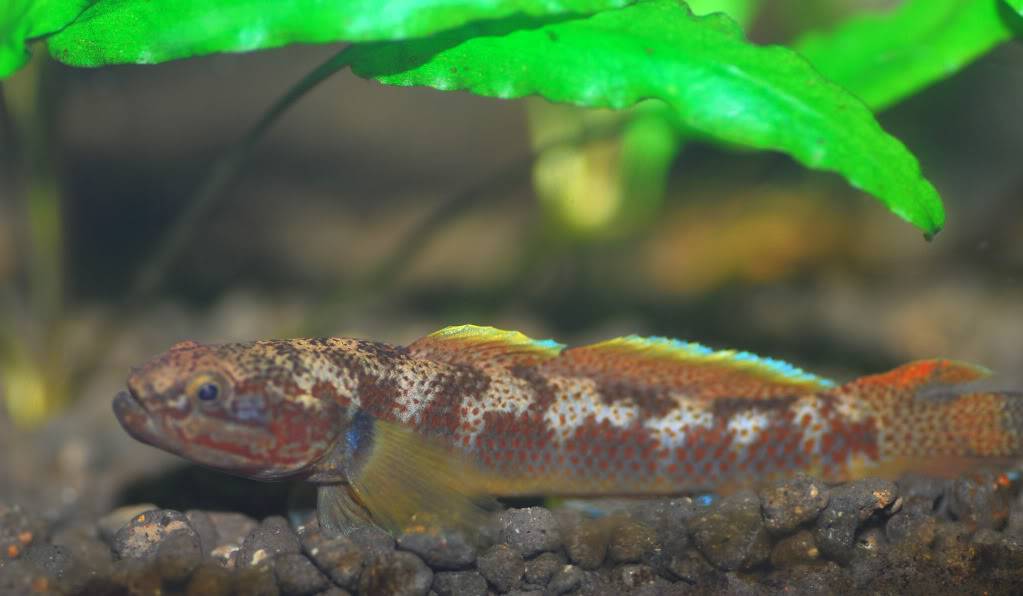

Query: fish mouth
<box><xmin>112</xmin><ymin>389</ymin><xmax>165</xmax><ymax>448</ymax></box>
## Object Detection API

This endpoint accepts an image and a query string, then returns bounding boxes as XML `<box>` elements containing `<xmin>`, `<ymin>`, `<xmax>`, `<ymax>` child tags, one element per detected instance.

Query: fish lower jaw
<box><xmin>112</xmin><ymin>390</ymin><xmax>164</xmax><ymax>447</ymax></box>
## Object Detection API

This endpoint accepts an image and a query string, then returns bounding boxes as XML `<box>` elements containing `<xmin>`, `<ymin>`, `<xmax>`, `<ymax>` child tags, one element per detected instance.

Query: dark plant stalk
<box><xmin>0</xmin><ymin>84</ymin><xmax>16</xmax><ymax>164</ymax></box>
<box><xmin>70</xmin><ymin>48</ymin><xmax>354</xmax><ymax>390</ymax></box>
<box><xmin>127</xmin><ymin>48</ymin><xmax>355</xmax><ymax>302</ymax></box>
<box><xmin>71</xmin><ymin>47</ymin><xmax>628</xmax><ymax>389</ymax></box>
<box><xmin>1</xmin><ymin>55</ymin><xmax>69</xmax><ymax>425</ymax></box>
<box><xmin>0</xmin><ymin>83</ymin><xmax>18</xmax><ymax>317</ymax></box>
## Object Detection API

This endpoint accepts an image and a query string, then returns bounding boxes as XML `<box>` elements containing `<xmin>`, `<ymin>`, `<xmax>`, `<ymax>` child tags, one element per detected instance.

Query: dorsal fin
<box><xmin>847</xmin><ymin>359</ymin><xmax>991</xmax><ymax>393</ymax></box>
<box><xmin>540</xmin><ymin>335</ymin><xmax>834</xmax><ymax>399</ymax></box>
<box><xmin>408</xmin><ymin>325</ymin><xmax>565</xmax><ymax>368</ymax></box>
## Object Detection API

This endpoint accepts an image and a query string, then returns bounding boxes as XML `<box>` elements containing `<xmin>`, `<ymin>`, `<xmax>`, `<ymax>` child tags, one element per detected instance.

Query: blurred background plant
<box><xmin>1</xmin><ymin>0</ymin><xmax>1022</xmax><ymax>433</ymax></box>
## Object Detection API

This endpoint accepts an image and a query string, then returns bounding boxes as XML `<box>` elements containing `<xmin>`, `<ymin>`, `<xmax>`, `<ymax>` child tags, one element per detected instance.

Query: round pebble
<box><xmin>273</xmin><ymin>552</ymin><xmax>329</xmax><ymax>595</ymax></box>
<box><xmin>358</xmin><ymin>550</ymin><xmax>433</xmax><ymax>596</ymax></box>
<box><xmin>185</xmin><ymin>509</ymin><xmax>219</xmax><ymax>555</ymax></box>
<box><xmin>185</xmin><ymin>562</ymin><xmax>235</xmax><ymax>596</ymax></box>
<box><xmin>397</xmin><ymin>528</ymin><xmax>476</xmax><ymax>569</ymax></box>
<box><xmin>476</xmin><ymin>543</ymin><xmax>524</xmax><ymax>593</ymax></box>
<box><xmin>948</xmin><ymin>472</ymin><xmax>1011</xmax><ymax>530</ymax></box>
<box><xmin>610</xmin><ymin>563</ymin><xmax>661</xmax><ymax>590</ymax></box>
<box><xmin>689</xmin><ymin>491</ymin><xmax>771</xmax><ymax>571</ymax></box>
<box><xmin>300</xmin><ymin>523</ymin><xmax>364</xmax><ymax>590</ymax></box>
<box><xmin>432</xmin><ymin>569</ymin><xmax>487</xmax><ymax>596</ymax></box>
<box><xmin>815</xmin><ymin>478</ymin><xmax>898</xmax><ymax>563</ymax></box>
<box><xmin>237</xmin><ymin>516</ymin><xmax>301</xmax><ymax>569</ymax></box>
<box><xmin>112</xmin><ymin>509</ymin><xmax>198</xmax><ymax>561</ymax></box>
<box><xmin>235</xmin><ymin>560</ymin><xmax>281</xmax><ymax>596</ymax></box>
<box><xmin>759</xmin><ymin>473</ymin><xmax>829</xmax><ymax>534</ymax></box>
<box><xmin>769</xmin><ymin>530</ymin><xmax>820</xmax><ymax>568</ymax></box>
<box><xmin>562</xmin><ymin>517</ymin><xmax>608</xmax><ymax>570</ymax></box>
<box><xmin>546</xmin><ymin>564</ymin><xmax>583</xmax><ymax>595</ymax></box>
<box><xmin>207</xmin><ymin>512</ymin><xmax>258</xmax><ymax>548</ymax></box>
<box><xmin>109</xmin><ymin>558</ymin><xmax>165</xmax><ymax>594</ymax></box>
<box><xmin>497</xmin><ymin>508</ymin><xmax>561</xmax><ymax>558</ymax></box>
<box><xmin>156</xmin><ymin>530</ymin><xmax>203</xmax><ymax>583</ymax></box>
<box><xmin>98</xmin><ymin>504</ymin><xmax>158</xmax><ymax>545</ymax></box>
<box><xmin>523</xmin><ymin>551</ymin><xmax>564</xmax><ymax>586</ymax></box>
<box><xmin>347</xmin><ymin>525</ymin><xmax>396</xmax><ymax>559</ymax></box>
<box><xmin>607</xmin><ymin>519</ymin><xmax>657</xmax><ymax>564</ymax></box>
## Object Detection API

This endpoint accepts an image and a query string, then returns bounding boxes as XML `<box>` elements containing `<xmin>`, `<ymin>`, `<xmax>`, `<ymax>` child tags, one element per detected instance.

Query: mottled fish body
<box><xmin>113</xmin><ymin>325</ymin><xmax>1022</xmax><ymax>535</ymax></box>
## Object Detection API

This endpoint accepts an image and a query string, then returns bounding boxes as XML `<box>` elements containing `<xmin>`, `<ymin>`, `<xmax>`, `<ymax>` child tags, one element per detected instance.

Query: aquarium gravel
<box><xmin>3</xmin><ymin>471</ymin><xmax>1023</xmax><ymax>595</ymax></box>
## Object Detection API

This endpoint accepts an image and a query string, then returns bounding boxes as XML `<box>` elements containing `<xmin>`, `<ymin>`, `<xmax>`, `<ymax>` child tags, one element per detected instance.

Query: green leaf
<box><xmin>1004</xmin><ymin>0</ymin><xmax>1023</xmax><ymax>14</ymax></box>
<box><xmin>1</xmin><ymin>0</ymin><xmax>89</xmax><ymax>78</ymax></box>
<box><xmin>46</xmin><ymin>0</ymin><xmax>630</xmax><ymax>67</ymax></box>
<box><xmin>528</xmin><ymin>3</ymin><xmax>754</xmax><ymax>243</ymax></box>
<box><xmin>685</xmin><ymin>0</ymin><xmax>759</xmax><ymax>25</ymax></box>
<box><xmin>348</xmin><ymin>0</ymin><xmax>944</xmax><ymax>235</ymax></box>
<box><xmin>796</xmin><ymin>0</ymin><xmax>1015</xmax><ymax>111</ymax></box>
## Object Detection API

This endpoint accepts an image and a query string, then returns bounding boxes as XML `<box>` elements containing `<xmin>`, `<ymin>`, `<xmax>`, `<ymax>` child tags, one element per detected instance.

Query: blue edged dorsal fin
<box><xmin>544</xmin><ymin>335</ymin><xmax>833</xmax><ymax>399</ymax></box>
<box><xmin>408</xmin><ymin>324</ymin><xmax>565</xmax><ymax>368</ymax></box>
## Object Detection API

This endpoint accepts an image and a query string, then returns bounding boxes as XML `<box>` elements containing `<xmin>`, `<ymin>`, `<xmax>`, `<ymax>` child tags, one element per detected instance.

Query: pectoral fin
<box><xmin>343</xmin><ymin>417</ymin><xmax>498</xmax><ymax>538</ymax></box>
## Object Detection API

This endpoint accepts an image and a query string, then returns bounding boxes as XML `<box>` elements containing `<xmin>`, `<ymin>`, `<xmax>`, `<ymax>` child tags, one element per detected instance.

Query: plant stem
<box><xmin>0</xmin><ymin>84</ymin><xmax>16</xmax><ymax>164</ymax></box>
<box><xmin>72</xmin><ymin>48</ymin><xmax>627</xmax><ymax>390</ymax></box>
<box><xmin>127</xmin><ymin>48</ymin><xmax>354</xmax><ymax>302</ymax></box>
<box><xmin>1</xmin><ymin>55</ymin><xmax>68</xmax><ymax>425</ymax></box>
<box><xmin>69</xmin><ymin>48</ymin><xmax>354</xmax><ymax>390</ymax></box>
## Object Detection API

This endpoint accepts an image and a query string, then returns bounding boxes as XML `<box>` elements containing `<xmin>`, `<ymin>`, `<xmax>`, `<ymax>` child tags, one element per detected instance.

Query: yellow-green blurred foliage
<box><xmin>528</xmin><ymin>99</ymin><xmax>680</xmax><ymax>242</ymax></box>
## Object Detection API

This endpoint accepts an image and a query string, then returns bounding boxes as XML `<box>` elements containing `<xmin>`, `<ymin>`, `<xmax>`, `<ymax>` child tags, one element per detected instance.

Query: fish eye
<box><xmin>197</xmin><ymin>382</ymin><xmax>220</xmax><ymax>401</ymax></box>
<box><xmin>187</xmin><ymin>372</ymin><xmax>228</xmax><ymax>403</ymax></box>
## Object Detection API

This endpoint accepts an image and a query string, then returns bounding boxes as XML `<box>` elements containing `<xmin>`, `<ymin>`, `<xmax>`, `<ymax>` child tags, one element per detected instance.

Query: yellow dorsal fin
<box><xmin>541</xmin><ymin>335</ymin><xmax>834</xmax><ymax>399</ymax></box>
<box><xmin>408</xmin><ymin>324</ymin><xmax>565</xmax><ymax>368</ymax></box>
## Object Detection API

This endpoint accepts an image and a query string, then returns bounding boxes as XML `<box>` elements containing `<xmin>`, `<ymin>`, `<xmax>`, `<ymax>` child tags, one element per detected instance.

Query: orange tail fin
<box><xmin>846</xmin><ymin>359</ymin><xmax>1022</xmax><ymax>478</ymax></box>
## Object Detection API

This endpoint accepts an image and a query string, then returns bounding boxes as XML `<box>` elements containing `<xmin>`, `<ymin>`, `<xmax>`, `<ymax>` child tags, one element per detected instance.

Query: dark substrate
<box><xmin>3</xmin><ymin>471</ymin><xmax>1023</xmax><ymax>595</ymax></box>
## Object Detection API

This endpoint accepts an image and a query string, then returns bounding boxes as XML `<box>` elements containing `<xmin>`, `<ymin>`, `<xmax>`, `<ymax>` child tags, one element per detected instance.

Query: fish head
<box><xmin>113</xmin><ymin>339</ymin><xmax>345</xmax><ymax>480</ymax></box>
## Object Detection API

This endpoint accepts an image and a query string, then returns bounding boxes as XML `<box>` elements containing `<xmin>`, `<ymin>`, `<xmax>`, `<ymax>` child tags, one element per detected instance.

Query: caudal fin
<box><xmin>848</xmin><ymin>359</ymin><xmax>1023</xmax><ymax>477</ymax></box>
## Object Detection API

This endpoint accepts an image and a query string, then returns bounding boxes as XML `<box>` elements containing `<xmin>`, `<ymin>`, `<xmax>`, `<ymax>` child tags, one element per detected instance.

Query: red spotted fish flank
<box><xmin>117</xmin><ymin>326</ymin><xmax>1023</xmax><ymax>500</ymax></box>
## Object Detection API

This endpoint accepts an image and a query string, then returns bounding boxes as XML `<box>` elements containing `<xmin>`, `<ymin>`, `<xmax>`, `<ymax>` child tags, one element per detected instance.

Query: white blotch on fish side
<box><xmin>790</xmin><ymin>395</ymin><xmax>830</xmax><ymax>453</ymax></box>
<box><xmin>543</xmin><ymin>377</ymin><xmax>639</xmax><ymax>443</ymax></box>
<box><xmin>461</xmin><ymin>373</ymin><xmax>536</xmax><ymax>443</ymax></box>
<box><xmin>727</xmin><ymin>410</ymin><xmax>769</xmax><ymax>446</ymax></box>
<box><xmin>644</xmin><ymin>397</ymin><xmax>714</xmax><ymax>447</ymax></box>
